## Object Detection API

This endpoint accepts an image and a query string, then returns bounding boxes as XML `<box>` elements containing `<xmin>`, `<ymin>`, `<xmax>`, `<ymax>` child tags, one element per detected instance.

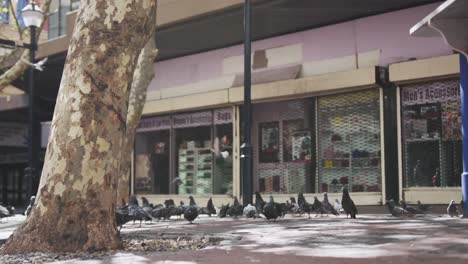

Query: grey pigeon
<box><xmin>0</xmin><ymin>205</ymin><xmax>11</xmax><ymax>219</ymax></box>
<box><xmin>141</xmin><ymin>197</ymin><xmax>154</xmax><ymax>222</ymax></box>
<box><xmin>128</xmin><ymin>195</ymin><xmax>152</xmax><ymax>226</ymax></box>
<box><xmin>243</xmin><ymin>204</ymin><xmax>257</xmax><ymax>219</ymax></box>
<box><xmin>341</xmin><ymin>187</ymin><xmax>357</xmax><ymax>219</ymax></box>
<box><xmin>25</xmin><ymin>196</ymin><xmax>36</xmax><ymax>217</ymax></box>
<box><xmin>447</xmin><ymin>200</ymin><xmax>460</xmax><ymax>217</ymax></box>
<box><xmin>322</xmin><ymin>193</ymin><xmax>339</xmax><ymax>216</ymax></box>
<box><xmin>386</xmin><ymin>199</ymin><xmax>413</xmax><ymax>217</ymax></box>
<box><xmin>400</xmin><ymin>200</ymin><xmax>424</xmax><ymax>215</ymax></box>
<box><xmin>313</xmin><ymin>196</ymin><xmax>327</xmax><ymax>217</ymax></box>
<box><xmin>334</xmin><ymin>199</ymin><xmax>344</xmax><ymax>213</ymax></box>
<box><xmin>218</xmin><ymin>204</ymin><xmax>230</xmax><ymax>218</ymax></box>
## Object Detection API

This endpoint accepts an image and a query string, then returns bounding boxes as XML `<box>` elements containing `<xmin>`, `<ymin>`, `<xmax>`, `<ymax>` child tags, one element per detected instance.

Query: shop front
<box><xmin>134</xmin><ymin>108</ymin><xmax>234</xmax><ymax>203</ymax></box>
<box><xmin>399</xmin><ymin>79</ymin><xmax>462</xmax><ymax>202</ymax></box>
<box><xmin>251</xmin><ymin>89</ymin><xmax>384</xmax><ymax>203</ymax></box>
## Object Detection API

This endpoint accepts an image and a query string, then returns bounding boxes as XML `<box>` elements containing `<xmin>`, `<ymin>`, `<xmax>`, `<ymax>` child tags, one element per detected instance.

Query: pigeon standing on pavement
<box><xmin>417</xmin><ymin>200</ymin><xmax>432</xmax><ymax>213</ymax></box>
<box><xmin>341</xmin><ymin>187</ymin><xmax>357</xmax><ymax>219</ymax></box>
<box><xmin>243</xmin><ymin>204</ymin><xmax>257</xmax><ymax>219</ymax></box>
<box><xmin>128</xmin><ymin>195</ymin><xmax>151</xmax><ymax>226</ymax></box>
<box><xmin>313</xmin><ymin>197</ymin><xmax>326</xmax><ymax>217</ymax></box>
<box><xmin>184</xmin><ymin>196</ymin><xmax>199</xmax><ymax>224</ymax></box>
<box><xmin>255</xmin><ymin>192</ymin><xmax>266</xmax><ymax>214</ymax></box>
<box><xmin>334</xmin><ymin>199</ymin><xmax>344</xmax><ymax>213</ymax></box>
<box><xmin>262</xmin><ymin>196</ymin><xmax>281</xmax><ymax>221</ymax></box>
<box><xmin>227</xmin><ymin>197</ymin><xmax>243</xmax><ymax>217</ymax></box>
<box><xmin>447</xmin><ymin>200</ymin><xmax>460</xmax><ymax>217</ymax></box>
<box><xmin>322</xmin><ymin>193</ymin><xmax>339</xmax><ymax>216</ymax></box>
<box><xmin>218</xmin><ymin>204</ymin><xmax>230</xmax><ymax>218</ymax></box>
<box><xmin>0</xmin><ymin>205</ymin><xmax>11</xmax><ymax>219</ymax></box>
<box><xmin>298</xmin><ymin>193</ymin><xmax>314</xmax><ymax>218</ymax></box>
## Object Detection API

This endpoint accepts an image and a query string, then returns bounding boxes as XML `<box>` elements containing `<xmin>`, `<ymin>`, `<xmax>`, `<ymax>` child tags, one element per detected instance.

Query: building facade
<box><xmin>1</xmin><ymin>1</ymin><xmax>462</xmax><ymax>206</ymax></box>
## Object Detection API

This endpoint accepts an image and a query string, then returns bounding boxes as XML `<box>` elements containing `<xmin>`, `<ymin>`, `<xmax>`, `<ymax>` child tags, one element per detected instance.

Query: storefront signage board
<box><xmin>173</xmin><ymin>111</ymin><xmax>213</xmax><ymax>128</ymax></box>
<box><xmin>402</xmin><ymin>84</ymin><xmax>460</xmax><ymax>105</ymax></box>
<box><xmin>137</xmin><ymin>116</ymin><xmax>171</xmax><ymax>132</ymax></box>
<box><xmin>0</xmin><ymin>122</ymin><xmax>27</xmax><ymax>147</ymax></box>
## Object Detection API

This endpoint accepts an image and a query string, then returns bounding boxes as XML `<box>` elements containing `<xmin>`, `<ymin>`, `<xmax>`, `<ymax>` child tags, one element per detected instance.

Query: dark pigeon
<box><xmin>262</xmin><ymin>196</ymin><xmax>282</xmax><ymax>221</ymax></box>
<box><xmin>341</xmin><ymin>187</ymin><xmax>357</xmax><ymax>219</ymax></box>
<box><xmin>218</xmin><ymin>204</ymin><xmax>230</xmax><ymax>218</ymax></box>
<box><xmin>417</xmin><ymin>200</ymin><xmax>432</xmax><ymax>212</ymax></box>
<box><xmin>322</xmin><ymin>193</ymin><xmax>339</xmax><ymax>216</ymax></box>
<box><xmin>313</xmin><ymin>196</ymin><xmax>327</xmax><ymax>217</ymax></box>
<box><xmin>227</xmin><ymin>197</ymin><xmax>243</xmax><ymax>217</ymax></box>
<box><xmin>184</xmin><ymin>196</ymin><xmax>199</xmax><ymax>224</ymax></box>
<box><xmin>128</xmin><ymin>195</ymin><xmax>152</xmax><ymax>226</ymax></box>
<box><xmin>141</xmin><ymin>197</ymin><xmax>154</xmax><ymax>222</ymax></box>
<box><xmin>447</xmin><ymin>200</ymin><xmax>460</xmax><ymax>217</ymax></box>
<box><xmin>199</xmin><ymin>198</ymin><xmax>217</xmax><ymax>217</ymax></box>
<box><xmin>400</xmin><ymin>200</ymin><xmax>424</xmax><ymax>215</ymax></box>
<box><xmin>297</xmin><ymin>193</ymin><xmax>314</xmax><ymax>218</ymax></box>
<box><xmin>0</xmin><ymin>205</ymin><xmax>11</xmax><ymax>219</ymax></box>
<box><xmin>255</xmin><ymin>192</ymin><xmax>266</xmax><ymax>214</ymax></box>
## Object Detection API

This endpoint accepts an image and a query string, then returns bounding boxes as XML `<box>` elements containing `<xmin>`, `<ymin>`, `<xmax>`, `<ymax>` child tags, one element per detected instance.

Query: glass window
<box><xmin>317</xmin><ymin>90</ymin><xmax>381</xmax><ymax>193</ymax></box>
<box><xmin>401</xmin><ymin>80</ymin><xmax>462</xmax><ymax>187</ymax></box>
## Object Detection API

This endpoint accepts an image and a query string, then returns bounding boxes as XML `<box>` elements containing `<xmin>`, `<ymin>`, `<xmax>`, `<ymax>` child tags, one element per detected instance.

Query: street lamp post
<box><xmin>21</xmin><ymin>1</ymin><xmax>43</xmax><ymax>203</ymax></box>
<box><xmin>241</xmin><ymin>0</ymin><xmax>253</xmax><ymax>207</ymax></box>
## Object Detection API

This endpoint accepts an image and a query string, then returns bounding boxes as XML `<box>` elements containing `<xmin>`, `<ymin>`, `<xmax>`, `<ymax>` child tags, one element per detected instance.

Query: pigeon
<box><xmin>184</xmin><ymin>196</ymin><xmax>199</xmax><ymax>224</ymax></box>
<box><xmin>199</xmin><ymin>198</ymin><xmax>217</xmax><ymax>217</ymax></box>
<box><xmin>152</xmin><ymin>206</ymin><xmax>172</xmax><ymax>221</ymax></box>
<box><xmin>334</xmin><ymin>199</ymin><xmax>344</xmax><ymax>213</ymax></box>
<box><xmin>313</xmin><ymin>197</ymin><xmax>327</xmax><ymax>217</ymax></box>
<box><xmin>116</xmin><ymin>207</ymin><xmax>132</xmax><ymax>230</ymax></box>
<box><xmin>243</xmin><ymin>204</ymin><xmax>257</xmax><ymax>219</ymax></box>
<box><xmin>289</xmin><ymin>197</ymin><xmax>302</xmax><ymax>215</ymax></box>
<box><xmin>400</xmin><ymin>200</ymin><xmax>424</xmax><ymax>215</ymax></box>
<box><xmin>297</xmin><ymin>193</ymin><xmax>315</xmax><ymax>218</ymax></box>
<box><xmin>322</xmin><ymin>193</ymin><xmax>339</xmax><ymax>216</ymax></box>
<box><xmin>386</xmin><ymin>199</ymin><xmax>412</xmax><ymax>217</ymax></box>
<box><xmin>262</xmin><ymin>196</ymin><xmax>282</xmax><ymax>221</ymax></box>
<box><xmin>255</xmin><ymin>192</ymin><xmax>266</xmax><ymax>214</ymax></box>
<box><xmin>141</xmin><ymin>197</ymin><xmax>154</xmax><ymax>222</ymax></box>
<box><xmin>341</xmin><ymin>187</ymin><xmax>358</xmax><ymax>219</ymax></box>
<box><xmin>218</xmin><ymin>204</ymin><xmax>230</xmax><ymax>218</ymax></box>
<box><xmin>21</xmin><ymin>57</ymin><xmax>48</xmax><ymax>71</ymax></box>
<box><xmin>447</xmin><ymin>200</ymin><xmax>460</xmax><ymax>217</ymax></box>
<box><xmin>417</xmin><ymin>200</ymin><xmax>432</xmax><ymax>212</ymax></box>
<box><xmin>227</xmin><ymin>197</ymin><xmax>243</xmax><ymax>217</ymax></box>
<box><xmin>0</xmin><ymin>205</ymin><xmax>11</xmax><ymax>219</ymax></box>
<box><xmin>128</xmin><ymin>195</ymin><xmax>152</xmax><ymax>226</ymax></box>
<box><xmin>25</xmin><ymin>196</ymin><xmax>36</xmax><ymax>217</ymax></box>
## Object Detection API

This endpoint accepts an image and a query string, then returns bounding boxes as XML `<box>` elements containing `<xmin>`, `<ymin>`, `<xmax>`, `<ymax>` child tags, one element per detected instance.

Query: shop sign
<box><xmin>214</xmin><ymin>108</ymin><xmax>233</xmax><ymax>125</ymax></box>
<box><xmin>137</xmin><ymin>116</ymin><xmax>171</xmax><ymax>132</ymax></box>
<box><xmin>402</xmin><ymin>83</ymin><xmax>460</xmax><ymax>105</ymax></box>
<box><xmin>0</xmin><ymin>122</ymin><xmax>27</xmax><ymax>147</ymax></box>
<box><xmin>173</xmin><ymin>111</ymin><xmax>213</xmax><ymax>128</ymax></box>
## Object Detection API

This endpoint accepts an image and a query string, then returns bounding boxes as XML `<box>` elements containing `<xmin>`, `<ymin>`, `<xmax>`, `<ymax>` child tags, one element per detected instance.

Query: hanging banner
<box><xmin>402</xmin><ymin>81</ymin><xmax>460</xmax><ymax>105</ymax></box>
<box><xmin>173</xmin><ymin>111</ymin><xmax>212</xmax><ymax>128</ymax></box>
<box><xmin>214</xmin><ymin>108</ymin><xmax>233</xmax><ymax>125</ymax></box>
<box><xmin>0</xmin><ymin>122</ymin><xmax>27</xmax><ymax>147</ymax></box>
<box><xmin>137</xmin><ymin>116</ymin><xmax>171</xmax><ymax>132</ymax></box>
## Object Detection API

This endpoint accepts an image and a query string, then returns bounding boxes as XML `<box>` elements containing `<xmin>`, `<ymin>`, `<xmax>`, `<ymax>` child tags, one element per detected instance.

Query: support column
<box><xmin>460</xmin><ymin>54</ymin><xmax>468</xmax><ymax>217</ymax></box>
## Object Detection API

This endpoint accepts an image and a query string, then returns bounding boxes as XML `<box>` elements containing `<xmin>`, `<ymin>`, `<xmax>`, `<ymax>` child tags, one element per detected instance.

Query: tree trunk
<box><xmin>0</xmin><ymin>0</ymin><xmax>52</xmax><ymax>93</ymax></box>
<box><xmin>1</xmin><ymin>0</ymin><xmax>157</xmax><ymax>253</ymax></box>
<box><xmin>116</xmin><ymin>35</ymin><xmax>158</xmax><ymax>203</ymax></box>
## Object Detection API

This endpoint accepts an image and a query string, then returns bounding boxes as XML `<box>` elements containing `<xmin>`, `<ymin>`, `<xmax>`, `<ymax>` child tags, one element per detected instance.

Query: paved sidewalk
<box><xmin>1</xmin><ymin>211</ymin><xmax>467</xmax><ymax>264</ymax></box>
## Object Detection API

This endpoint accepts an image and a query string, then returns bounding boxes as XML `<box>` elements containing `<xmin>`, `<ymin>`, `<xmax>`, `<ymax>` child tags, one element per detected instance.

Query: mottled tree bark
<box><xmin>1</xmin><ymin>0</ymin><xmax>157</xmax><ymax>253</ymax></box>
<box><xmin>116</xmin><ymin>35</ymin><xmax>158</xmax><ymax>203</ymax></box>
<box><xmin>0</xmin><ymin>0</ymin><xmax>52</xmax><ymax>93</ymax></box>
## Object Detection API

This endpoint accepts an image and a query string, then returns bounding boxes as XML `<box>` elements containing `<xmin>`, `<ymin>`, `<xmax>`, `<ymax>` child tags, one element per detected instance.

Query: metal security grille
<box><xmin>401</xmin><ymin>79</ymin><xmax>462</xmax><ymax>187</ymax></box>
<box><xmin>256</xmin><ymin>99</ymin><xmax>314</xmax><ymax>194</ymax></box>
<box><xmin>317</xmin><ymin>89</ymin><xmax>381</xmax><ymax>193</ymax></box>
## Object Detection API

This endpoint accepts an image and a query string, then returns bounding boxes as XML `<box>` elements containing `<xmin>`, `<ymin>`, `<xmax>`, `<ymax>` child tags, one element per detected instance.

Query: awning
<box><xmin>410</xmin><ymin>0</ymin><xmax>468</xmax><ymax>57</ymax></box>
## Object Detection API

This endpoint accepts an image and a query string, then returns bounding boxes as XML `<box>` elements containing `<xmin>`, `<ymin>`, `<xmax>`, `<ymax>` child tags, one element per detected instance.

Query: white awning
<box><xmin>410</xmin><ymin>0</ymin><xmax>468</xmax><ymax>58</ymax></box>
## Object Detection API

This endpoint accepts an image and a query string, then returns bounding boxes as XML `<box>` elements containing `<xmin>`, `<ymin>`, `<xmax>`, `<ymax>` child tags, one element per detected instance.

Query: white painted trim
<box><xmin>379</xmin><ymin>87</ymin><xmax>386</xmax><ymax>204</ymax></box>
<box><xmin>403</xmin><ymin>187</ymin><xmax>462</xmax><ymax>204</ymax></box>
<box><xmin>396</xmin><ymin>86</ymin><xmax>404</xmax><ymax>201</ymax></box>
<box><xmin>131</xmin><ymin>149</ymin><xmax>135</xmax><ymax>195</ymax></box>
<box><xmin>232</xmin><ymin>105</ymin><xmax>241</xmax><ymax>198</ymax></box>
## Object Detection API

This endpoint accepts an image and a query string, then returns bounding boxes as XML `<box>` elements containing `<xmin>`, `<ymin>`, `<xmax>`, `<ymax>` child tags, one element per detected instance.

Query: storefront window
<box><xmin>317</xmin><ymin>90</ymin><xmax>381</xmax><ymax>193</ymax></box>
<box><xmin>253</xmin><ymin>99</ymin><xmax>315</xmax><ymax>194</ymax></box>
<box><xmin>401</xmin><ymin>80</ymin><xmax>462</xmax><ymax>187</ymax></box>
<box><xmin>135</xmin><ymin>109</ymin><xmax>233</xmax><ymax>195</ymax></box>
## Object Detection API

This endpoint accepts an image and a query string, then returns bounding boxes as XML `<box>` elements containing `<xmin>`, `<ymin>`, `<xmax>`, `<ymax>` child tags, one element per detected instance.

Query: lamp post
<box><xmin>241</xmin><ymin>0</ymin><xmax>253</xmax><ymax>207</ymax></box>
<box><xmin>21</xmin><ymin>1</ymin><xmax>43</xmax><ymax>204</ymax></box>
